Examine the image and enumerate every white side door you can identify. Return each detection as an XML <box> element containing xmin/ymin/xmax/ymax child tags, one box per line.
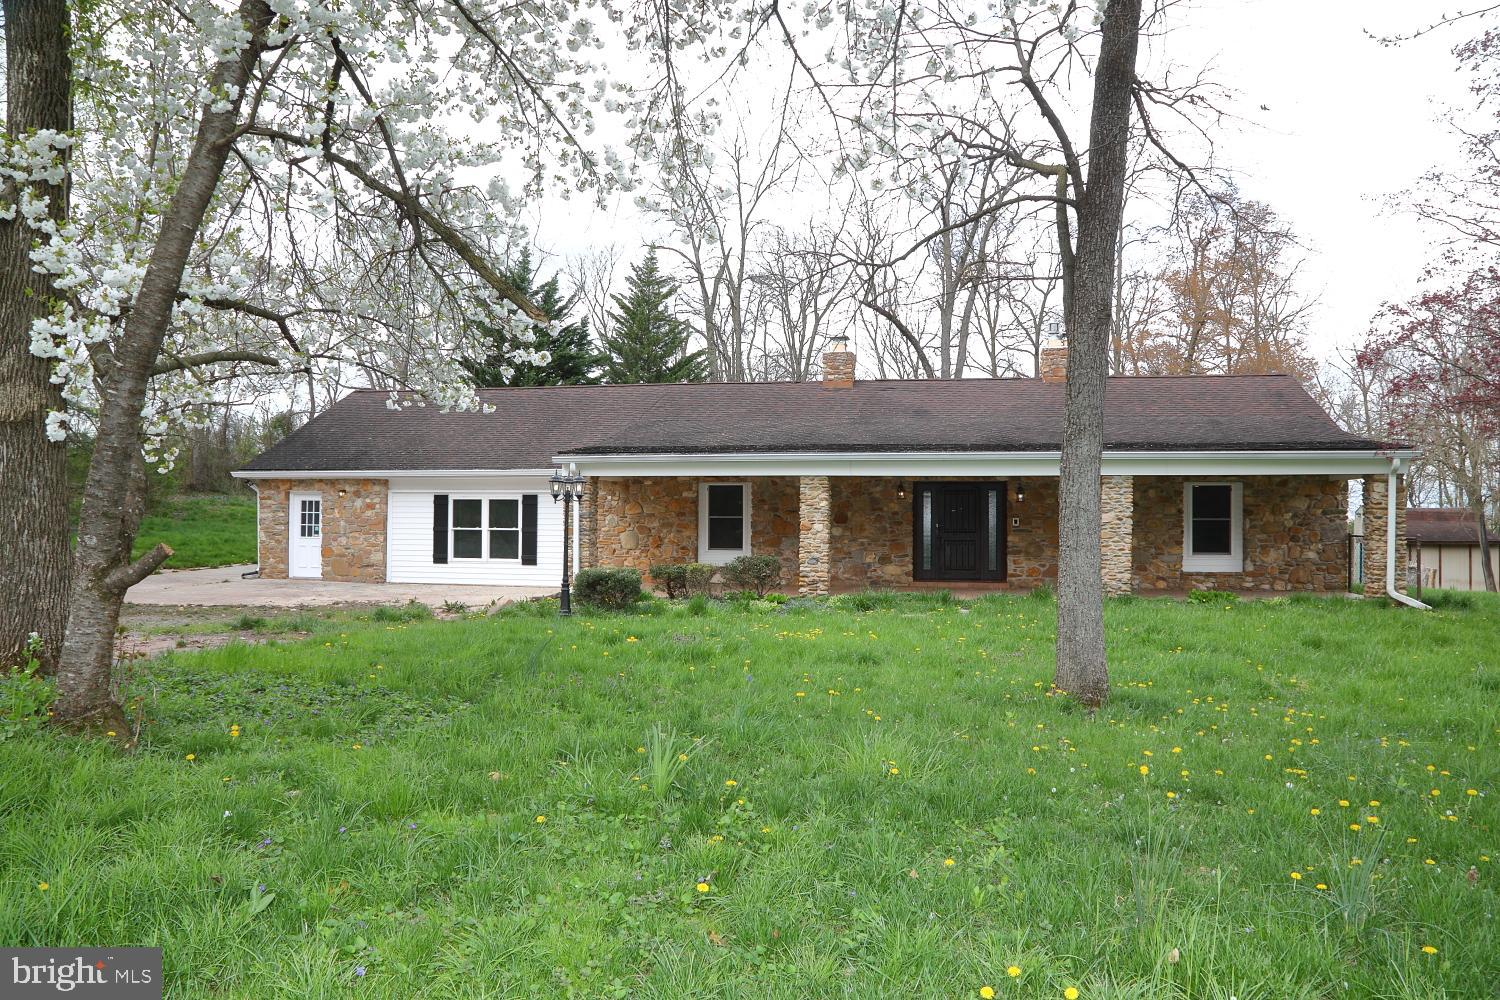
<box><xmin>288</xmin><ymin>492</ymin><xmax>323</xmax><ymax>579</ymax></box>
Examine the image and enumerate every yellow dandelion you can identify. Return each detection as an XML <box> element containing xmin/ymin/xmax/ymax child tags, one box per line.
<box><xmin>979</xmin><ymin>988</ymin><xmax>996</xmax><ymax>1000</ymax></box>
<box><xmin>535</xmin><ymin>815</ymin><xmax>546</xmax><ymax>824</ymax></box>
<box><xmin>1309</xmin><ymin>808</ymin><xmax>1321</xmax><ymax>816</ymax></box>
<box><xmin>944</xmin><ymin>858</ymin><xmax>956</xmax><ymax>867</ymax></box>
<box><xmin>1289</xmin><ymin>871</ymin><xmax>1302</xmax><ymax>880</ymax></box>
<box><xmin>185</xmin><ymin>753</ymin><xmax>195</xmax><ymax>761</ymax></box>
<box><xmin>1006</xmin><ymin>965</ymin><xmax>1022</xmax><ymax>978</ymax></box>
<box><xmin>1139</xmin><ymin>764</ymin><xmax>1149</xmax><ymax>776</ymax></box>
<box><xmin>1421</xmin><ymin>945</ymin><xmax>1438</xmax><ymax>955</ymax></box>
<box><xmin>695</xmin><ymin>882</ymin><xmax>710</xmax><ymax>893</ymax></box>
<box><xmin>1064</xmin><ymin>989</ymin><xmax>1080</xmax><ymax>1000</ymax></box>
<box><xmin>37</xmin><ymin>882</ymin><xmax>48</xmax><ymax>891</ymax></box>
<box><xmin>724</xmin><ymin>779</ymin><xmax>737</xmax><ymax>787</ymax></box>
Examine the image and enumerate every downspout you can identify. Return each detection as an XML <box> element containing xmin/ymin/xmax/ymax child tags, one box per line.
<box><xmin>1385</xmin><ymin>456</ymin><xmax>1429</xmax><ymax>610</ymax></box>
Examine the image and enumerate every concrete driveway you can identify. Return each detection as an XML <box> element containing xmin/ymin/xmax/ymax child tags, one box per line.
<box><xmin>126</xmin><ymin>565</ymin><xmax>554</xmax><ymax>609</ymax></box>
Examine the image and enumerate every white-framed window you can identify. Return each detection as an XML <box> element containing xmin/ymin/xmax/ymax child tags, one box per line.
<box><xmin>698</xmin><ymin>482</ymin><xmax>751</xmax><ymax>564</ymax></box>
<box><xmin>451</xmin><ymin>496</ymin><xmax>521</xmax><ymax>561</ymax></box>
<box><xmin>1182</xmin><ymin>481</ymin><xmax>1243</xmax><ymax>573</ymax></box>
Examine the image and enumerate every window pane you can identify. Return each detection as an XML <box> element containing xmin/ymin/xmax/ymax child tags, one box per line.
<box><xmin>1193</xmin><ymin>485</ymin><xmax>1231</xmax><ymax>519</ymax></box>
<box><xmin>707</xmin><ymin>485</ymin><xmax>742</xmax><ymax>517</ymax></box>
<box><xmin>453</xmin><ymin>528</ymin><xmax>483</xmax><ymax>559</ymax></box>
<box><xmin>708</xmin><ymin>517</ymin><xmax>742</xmax><ymax>550</ymax></box>
<box><xmin>987</xmin><ymin>489</ymin><xmax>998</xmax><ymax>571</ymax></box>
<box><xmin>1192</xmin><ymin>518</ymin><xmax>1232</xmax><ymax>555</ymax></box>
<box><xmin>490</xmin><ymin>529</ymin><xmax>519</xmax><ymax>559</ymax></box>
<box><xmin>490</xmin><ymin>498</ymin><xmax>518</xmax><ymax>529</ymax></box>
<box><xmin>453</xmin><ymin>499</ymin><xmax>482</xmax><ymax>529</ymax></box>
<box><xmin>921</xmin><ymin>491</ymin><xmax>933</xmax><ymax>571</ymax></box>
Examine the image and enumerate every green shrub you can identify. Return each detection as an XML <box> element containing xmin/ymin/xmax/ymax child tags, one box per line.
<box><xmin>1</xmin><ymin>635</ymin><xmax>55</xmax><ymax>743</ymax></box>
<box><xmin>763</xmin><ymin>592</ymin><xmax>789</xmax><ymax>605</ymax></box>
<box><xmin>721</xmin><ymin>554</ymin><xmax>781</xmax><ymax>597</ymax></box>
<box><xmin>574</xmin><ymin>568</ymin><xmax>643</xmax><ymax>611</ymax></box>
<box><xmin>685</xmin><ymin>594</ymin><xmax>710</xmax><ymax>616</ymax></box>
<box><xmin>649</xmin><ymin>563</ymin><xmax>689</xmax><ymax>599</ymax></box>
<box><xmin>683</xmin><ymin>563</ymin><xmax>716</xmax><ymax>598</ymax></box>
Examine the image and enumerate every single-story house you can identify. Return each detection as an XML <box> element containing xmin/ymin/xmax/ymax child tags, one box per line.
<box><xmin>1406</xmin><ymin>508</ymin><xmax>1499</xmax><ymax>592</ymax></box>
<box><xmin>233</xmin><ymin>341</ymin><xmax>1418</xmax><ymax>599</ymax></box>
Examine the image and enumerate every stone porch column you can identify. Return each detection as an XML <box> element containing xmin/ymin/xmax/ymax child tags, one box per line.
<box><xmin>578</xmin><ymin>478</ymin><xmax>599</xmax><ymax>571</ymax></box>
<box><xmin>798</xmin><ymin>475</ymin><xmax>831</xmax><ymax>596</ymax></box>
<box><xmin>1100</xmin><ymin>475</ymin><xmax>1134</xmax><ymax>596</ymax></box>
<box><xmin>1362</xmin><ymin>474</ymin><xmax>1407</xmax><ymax>596</ymax></box>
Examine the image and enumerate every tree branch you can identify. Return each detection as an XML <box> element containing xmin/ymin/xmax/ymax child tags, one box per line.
<box><xmin>104</xmin><ymin>543</ymin><xmax>173</xmax><ymax>592</ymax></box>
<box><xmin>150</xmin><ymin>349</ymin><xmax>281</xmax><ymax>376</ymax></box>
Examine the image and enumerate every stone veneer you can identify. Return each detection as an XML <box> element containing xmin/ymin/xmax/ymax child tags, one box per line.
<box><xmin>1100</xmin><ymin>476</ymin><xmax>1134</xmax><ymax>596</ymax></box>
<box><xmin>255</xmin><ymin>478</ymin><xmax>388</xmax><ymax>582</ymax></box>
<box><xmin>798</xmin><ymin>476</ymin><xmax>831</xmax><ymax>595</ymax></box>
<box><xmin>1361</xmin><ymin>474</ymin><xmax>1407</xmax><ymax>597</ymax></box>
<box><xmin>583</xmin><ymin>473</ymin><xmax>1353</xmax><ymax>594</ymax></box>
<box><xmin>828</xmin><ymin>476</ymin><xmax>1059</xmax><ymax>590</ymax></box>
<box><xmin>1132</xmin><ymin>475</ymin><xmax>1348</xmax><ymax>592</ymax></box>
<box><xmin>587</xmin><ymin>477</ymin><xmax>801</xmax><ymax>588</ymax></box>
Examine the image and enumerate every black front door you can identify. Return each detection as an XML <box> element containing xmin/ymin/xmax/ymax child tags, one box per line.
<box><xmin>913</xmin><ymin>482</ymin><xmax>1006</xmax><ymax>581</ymax></box>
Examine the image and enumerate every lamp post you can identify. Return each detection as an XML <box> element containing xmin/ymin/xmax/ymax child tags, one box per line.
<box><xmin>549</xmin><ymin>462</ymin><xmax>586</xmax><ymax>615</ymax></box>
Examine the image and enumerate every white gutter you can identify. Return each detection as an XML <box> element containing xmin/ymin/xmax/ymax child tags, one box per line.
<box><xmin>230</xmin><ymin>468</ymin><xmax>557</xmax><ymax>480</ymax></box>
<box><xmin>555</xmin><ymin>448</ymin><xmax>1420</xmax><ymax>478</ymax></box>
<box><xmin>1386</xmin><ymin>455</ymin><xmax>1430</xmax><ymax>610</ymax></box>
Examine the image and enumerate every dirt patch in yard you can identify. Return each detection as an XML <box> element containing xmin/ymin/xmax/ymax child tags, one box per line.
<box><xmin>116</xmin><ymin>601</ymin><xmax>474</xmax><ymax>660</ymax></box>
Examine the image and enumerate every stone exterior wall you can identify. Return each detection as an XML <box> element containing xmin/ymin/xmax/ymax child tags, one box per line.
<box><xmin>828</xmin><ymin>476</ymin><xmax>1058</xmax><ymax>590</ymax></box>
<box><xmin>585</xmin><ymin>472</ymin><xmax>1351</xmax><ymax>594</ymax></box>
<box><xmin>1100</xmin><ymin>476</ymin><xmax>1134</xmax><ymax>596</ymax></box>
<box><xmin>1362</xmin><ymin>474</ymin><xmax>1407</xmax><ymax>597</ymax></box>
<box><xmin>588</xmin><ymin>477</ymin><xmax>801</xmax><ymax>589</ymax></box>
<box><xmin>1133</xmin><ymin>475</ymin><xmax>1348</xmax><ymax>592</ymax></box>
<box><xmin>254</xmin><ymin>478</ymin><xmax>388</xmax><ymax>582</ymax></box>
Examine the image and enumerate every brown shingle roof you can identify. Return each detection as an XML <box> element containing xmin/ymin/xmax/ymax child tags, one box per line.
<box><xmin>240</xmin><ymin>374</ymin><xmax>1398</xmax><ymax>473</ymax></box>
<box><xmin>1406</xmin><ymin>508</ymin><xmax>1500</xmax><ymax>545</ymax></box>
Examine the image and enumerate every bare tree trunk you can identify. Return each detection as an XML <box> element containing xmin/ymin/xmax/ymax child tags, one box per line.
<box><xmin>0</xmin><ymin>0</ymin><xmax>72</xmax><ymax>671</ymax></box>
<box><xmin>1474</xmin><ymin>499</ymin><xmax>1497</xmax><ymax>593</ymax></box>
<box><xmin>53</xmin><ymin>0</ymin><xmax>273</xmax><ymax>731</ymax></box>
<box><xmin>1052</xmin><ymin>0</ymin><xmax>1142</xmax><ymax>707</ymax></box>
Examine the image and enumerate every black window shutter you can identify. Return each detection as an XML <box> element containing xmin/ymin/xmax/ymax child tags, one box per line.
<box><xmin>433</xmin><ymin>494</ymin><xmax>449</xmax><ymax>563</ymax></box>
<box><xmin>521</xmin><ymin>494</ymin><xmax>538</xmax><ymax>565</ymax></box>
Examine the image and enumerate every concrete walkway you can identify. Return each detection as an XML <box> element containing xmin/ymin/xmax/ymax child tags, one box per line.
<box><xmin>126</xmin><ymin>565</ymin><xmax>554</xmax><ymax>609</ymax></box>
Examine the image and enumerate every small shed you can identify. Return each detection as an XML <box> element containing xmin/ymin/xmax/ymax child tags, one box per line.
<box><xmin>1406</xmin><ymin>508</ymin><xmax>1499</xmax><ymax>592</ymax></box>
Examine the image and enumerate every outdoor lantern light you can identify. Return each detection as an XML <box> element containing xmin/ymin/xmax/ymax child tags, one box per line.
<box><xmin>897</xmin><ymin>480</ymin><xmax>906</xmax><ymax>499</ymax></box>
<box><xmin>549</xmin><ymin>462</ymin><xmax>587</xmax><ymax>616</ymax></box>
<box><xmin>1016</xmin><ymin>483</ymin><xmax>1025</xmax><ymax>504</ymax></box>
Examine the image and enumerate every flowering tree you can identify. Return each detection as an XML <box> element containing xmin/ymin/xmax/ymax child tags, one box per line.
<box><xmin>1359</xmin><ymin>265</ymin><xmax>1500</xmax><ymax>592</ymax></box>
<box><xmin>1</xmin><ymin>0</ymin><xmax>635</xmax><ymax>729</ymax></box>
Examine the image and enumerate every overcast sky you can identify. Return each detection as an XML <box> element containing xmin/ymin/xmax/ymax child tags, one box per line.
<box><xmin>528</xmin><ymin>0</ymin><xmax>1478</xmax><ymax>364</ymax></box>
<box><xmin>1167</xmin><ymin>0</ymin><xmax>1473</xmax><ymax>356</ymax></box>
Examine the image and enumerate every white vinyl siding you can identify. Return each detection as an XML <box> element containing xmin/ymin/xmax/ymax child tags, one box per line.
<box><xmin>386</xmin><ymin>476</ymin><xmax>572</xmax><ymax>585</ymax></box>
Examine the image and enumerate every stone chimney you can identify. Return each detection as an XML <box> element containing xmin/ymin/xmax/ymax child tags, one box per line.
<box><xmin>822</xmin><ymin>334</ymin><xmax>855</xmax><ymax>387</ymax></box>
<box><xmin>1038</xmin><ymin>320</ymin><xmax>1067</xmax><ymax>382</ymax></box>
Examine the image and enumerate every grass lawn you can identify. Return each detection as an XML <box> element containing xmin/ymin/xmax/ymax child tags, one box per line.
<box><xmin>3</xmin><ymin>591</ymin><xmax>1497</xmax><ymax>998</ymax></box>
<box><xmin>132</xmin><ymin>492</ymin><xmax>257</xmax><ymax>569</ymax></box>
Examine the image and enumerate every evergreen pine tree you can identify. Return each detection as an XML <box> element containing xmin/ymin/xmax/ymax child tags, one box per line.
<box><xmin>461</xmin><ymin>247</ymin><xmax>601</xmax><ymax>387</ymax></box>
<box><xmin>600</xmin><ymin>249</ymin><xmax>708</xmax><ymax>384</ymax></box>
